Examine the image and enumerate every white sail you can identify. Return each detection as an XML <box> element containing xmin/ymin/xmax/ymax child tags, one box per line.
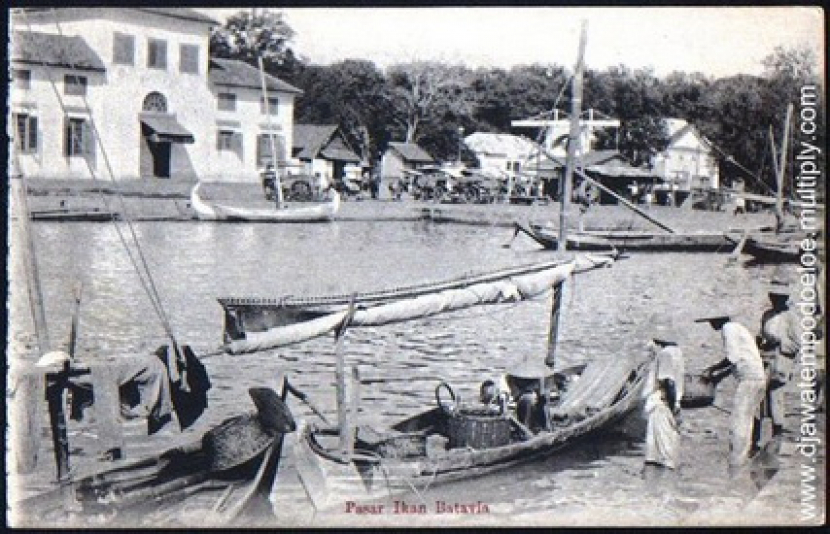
<box><xmin>226</xmin><ymin>255</ymin><xmax>612</xmax><ymax>355</ymax></box>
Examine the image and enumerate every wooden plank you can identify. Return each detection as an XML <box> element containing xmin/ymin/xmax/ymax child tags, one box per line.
<box><xmin>91</xmin><ymin>363</ymin><xmax>124</xmax><ymax>460</ymax></box>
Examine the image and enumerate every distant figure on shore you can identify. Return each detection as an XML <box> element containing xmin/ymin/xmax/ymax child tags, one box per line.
<box><xmin>733</xmin><ymin>194</ymin><xmax>746</xmax><ymax>216</ymax></box>
<box><xmin>699</xmin><ymin>313</ymin><xmax>766</xmax><ymax>469</ymax></box>
<box><xmin>642</xmin><ymin>316</ymin><xmax>684</xmax><ymax>475</ymax></box>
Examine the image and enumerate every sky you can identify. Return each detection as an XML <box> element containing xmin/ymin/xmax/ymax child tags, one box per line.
<box><xmin>204</xmin><ymin>7</ymin><xmax>824</xmax><ymax>78</ymax></box>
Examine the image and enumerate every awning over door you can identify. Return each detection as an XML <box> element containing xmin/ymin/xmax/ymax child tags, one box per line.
<box><xmin>141</xmin><ymin>115</ymin><xmax>195</xmax><ymax>144</ymax></box>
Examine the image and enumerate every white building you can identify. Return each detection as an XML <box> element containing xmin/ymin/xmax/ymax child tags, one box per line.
<box><xmin>9</xmin><ymin>8</ymin><xmax>301</xmax><ymax>182</ymax></box>
<box><xmin>651</xmin><ymin>118</ymin><xmax>720</xmax><ymax>191</ymax></box>
<box><xmin>463</xmin><ymin>132</ymin><xmax>539</xmax><ymax>178</ymax></box>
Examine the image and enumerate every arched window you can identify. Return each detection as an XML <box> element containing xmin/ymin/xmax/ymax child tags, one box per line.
<box><xmin>142</xmin><ymin>92</ymin><xmax>168</xmax><ymax>113</ymax></box>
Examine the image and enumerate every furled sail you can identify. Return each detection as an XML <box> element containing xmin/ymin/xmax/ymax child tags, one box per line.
<box><xmin>225</xmin><ymin>254</ymin><xmax>612</xmax><ymax>355</ymax></box>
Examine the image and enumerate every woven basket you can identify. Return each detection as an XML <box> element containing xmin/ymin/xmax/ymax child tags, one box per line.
<box><xmin>448</xmin><ymin>406</ymin><xmax>511</xmax><ymax>450</ymax></box>
<box><xmin>202</xmin><ymin>412</ymin><xmax>275</xmax><ymax>472</ymax></box>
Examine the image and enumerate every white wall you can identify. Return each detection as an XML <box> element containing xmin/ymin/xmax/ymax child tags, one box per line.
<box><xmin>12</xmin><ymin>8</ymin><xmax>296</xmax><ymax>184</ymax></box>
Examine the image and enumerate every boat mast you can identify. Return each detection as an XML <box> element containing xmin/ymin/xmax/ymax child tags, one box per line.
<box><xmin>253</xmin><ymin>8</ymin><xmax>285</xmax><ymax>208</ymax></box>
<box><xmin>774</xmin><ymin>103</ymin><xmax>793</xmax><ymax>232</ymax></box>
<box><xmin>10</xmin><ymin>167</ymin><xmax>51</xmax><ymax>353</ymax></box>
<box><xmin>558</xmin><ymin>20</ymin><xmax>588</xmax><ymax>253</ymax></box>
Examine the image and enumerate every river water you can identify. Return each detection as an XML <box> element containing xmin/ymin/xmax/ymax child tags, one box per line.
<box><xmin>8</xmin><ymin>215</ymin><xmax>817</xmax><ymax>526</ymax></box>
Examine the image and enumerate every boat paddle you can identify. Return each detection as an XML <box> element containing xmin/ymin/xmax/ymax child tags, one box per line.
<box><xmin>502</xmin><ymin>223</ymin><xmax>524</xmax><ymax>248</ymax></box>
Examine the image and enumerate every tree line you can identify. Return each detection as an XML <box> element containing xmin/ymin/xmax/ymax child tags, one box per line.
<box><xmin>211</xmin><ymin>10</ymin><xmax>824</xmax><ymax>195</ymax></box>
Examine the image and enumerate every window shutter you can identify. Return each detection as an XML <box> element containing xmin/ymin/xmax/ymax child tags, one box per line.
<box><xmin>64</xmin><ymin>119</ymin><xmax>71</xmax><ymax>157</ymax></box>
<box><xmin>233</xmin><ymin>133</ymin><xmax>243</xmax><ymax>158</ymax></box>
<box><xmin>29</xmin><ymin>116</ymin><xmax>38</xmax><ymax>152</ymax></box>
<box><xmin>83</xmin><ymin>121</ymin><xmax>96</xmax><ymax>167</ymax></box>
<box><xmin>216</xmin><ymin>131</ymin><xmax>222</xmax><ymax>151</ymax></box>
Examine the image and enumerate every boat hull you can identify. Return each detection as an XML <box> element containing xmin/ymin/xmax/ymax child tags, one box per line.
<box><xmin>190</xmin><ymin>183</ymin><xmax>340</xmax><ymax>222</ymax></box>
<box><xmin>291</xmin><ymin>357</ymin><xmax>648</xmax><ymax>510</ymax></box>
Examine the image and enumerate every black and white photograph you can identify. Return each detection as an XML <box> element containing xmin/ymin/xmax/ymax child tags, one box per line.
<box><xmin>5</xmin><ymin>4</ymin><xmax>826</xmax><ymax>528</ymax></box>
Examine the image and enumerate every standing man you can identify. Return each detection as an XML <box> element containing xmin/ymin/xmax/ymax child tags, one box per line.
<box><xmin>699</xmin><ymin>313</ymin><xmax>766</xmax><ymax>469</ymax></box>
<box><xmin>642</xmin><ymin>319</ymin><xmax>685</xmax><ymax>473</ymax></box>
<box><xmin>758</xmin><ymin>267</ymin><xmax>800</xmax><ymax>438</ymax></box>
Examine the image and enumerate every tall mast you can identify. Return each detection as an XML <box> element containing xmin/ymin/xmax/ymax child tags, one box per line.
<box><xmin>253</xmin><ymin>9</ymin><xmax>285</xmax><ymax>208</ymax></box>
<box><xmin>558</xmin><ymin>20</ymin><xmax>588</xmax><ymax>252</ymax></box>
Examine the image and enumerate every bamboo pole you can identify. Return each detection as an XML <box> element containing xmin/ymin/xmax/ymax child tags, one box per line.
<box><xmin>253</xmin><ymin>9</ymin><xmax>284</xmax><ymax>209</ymax></box>
<box><xmin>558</xmin><ymin>20</ymin><xmax>588</xmax><ymax>253</ymax></box>
<box><xmin>774</xmin><ymin>104</ymin><xmax>793</xmax><ymax>232</ymax></box>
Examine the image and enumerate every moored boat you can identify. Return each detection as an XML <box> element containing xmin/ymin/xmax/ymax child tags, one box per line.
<box><xmin>190</xmin><ymin>182</ymin><xmax>340</xmax><ymax>222</ymax></box>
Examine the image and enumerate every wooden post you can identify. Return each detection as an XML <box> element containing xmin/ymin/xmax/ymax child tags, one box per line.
<box><xmin>11</xmin><ymin>370</ymin><xmax>44</xmax><ymax>473</ymax></box>
<box><xmin>335</xmin><ymin>298</ymin><xmax>357</xmax><ymax>457</ymax></box>
<box><xmin>774</xmin><ymin>104</ymin><xmax>793</xmax><ymax>232</ymax></box>
<box><xmin>558</xmin><ymin>20</ymin><xmax>588</xmax><ymax>253</ymax></box>
<box><xmin>92</xmin><ymin>364</ymin><xmax>124</xmax><ymax>460</ymax></box>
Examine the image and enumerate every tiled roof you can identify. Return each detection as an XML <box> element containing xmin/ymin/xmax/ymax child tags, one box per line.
<box><xmin>208</xmin><ymin>58</ymin><xmax>303</xmax><ymax>94</ymax></box>
<box><xmin>11</xmin><ymin>30</ymin><xmax>105</xmax><ymax>72</ymax></box>
<box><xmin>135</xmin><ymin>8</ymin><xmax>219</xmax><ymax>25</ymax></box>
<box><xmin>580</xmin><ymin>149</ymin><xmax>628</xmax><ymax>167</ymax></box>
<box><xmin>293</xmin><ymin>124</ymin><xmax>360</xmax><ymax>162</ymax></box>
<box><xmin>293</xmin><ymin>124</ymin><xmax>337</xmax><ymax>159</ymax></box>
<box><xmin>388</xmin><ymin>142</ymin><xmax>434</xmax><ymax>163</ymax></box>
<box><xmin>20</xmin><ymin>7</ymin><xmax>218</xmax><ymax>25</ymax></box>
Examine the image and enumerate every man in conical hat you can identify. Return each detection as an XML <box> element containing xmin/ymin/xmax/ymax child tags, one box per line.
<box><xmin>699</xmin><ymin>312</ymin><xmax>766</xmax><ymax>469</ymax></box>
<box><xmin>758</xmin><ymin>266</ymin><xmax>800</xmax><ymax>438</ymax></box>
<box><xmin>642</xmin><ymin>315</ymin><xmax>684</xmax><ymax>473</ymax></box>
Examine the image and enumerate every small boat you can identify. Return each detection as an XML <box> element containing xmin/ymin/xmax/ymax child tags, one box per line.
<box><xmin>292</xmin><ymin>356</ymin><xmax>647</xmax><ymax>510</ymax></box>
<box><xmin>15</xmin><ymin>387</ymin><xmax>296</xmax><ymax>527</ymax></box>
<box><xmin>513</xmin><ymin>222</ymin><xmax>618</xmax><ymax>252</ymax></box>
<box><xmin>741</xmin><ymin>234</ymin><xmax>802</xmax><ymax>263</ymax></box>
<box><xmin>190</xmin><ymin>182</ymin><xmax>340</xmax><ymax>223</ymax></box>
<box><xmin>515</xmin><ymin>223</ymin><xmax>736</xmax><ymax>253</ymax></box>
<box><xmin>217</xmin><ymin>255</ymin><xmax>614</xmax><ymax>342</ymax></box>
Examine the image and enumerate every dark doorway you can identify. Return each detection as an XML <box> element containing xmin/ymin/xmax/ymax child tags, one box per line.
<box><xmin>148</xmin><ymin>140</ymin><xmax>171</xmax><ymax>178</ymax></box>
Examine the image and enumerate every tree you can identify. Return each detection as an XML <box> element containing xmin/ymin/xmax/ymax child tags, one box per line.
<box><xmin>209</xmin><ymin>10</ymin><xmax>299</xmax><ymax>77</ymax></box>
<box><xmin>293</xmin><ymin>60</ymin><xmax>393</xmax><ymax>162</ymax></box>
<box><xmin>386</xmin><ymin>61</ymin><xmax>473</xmax><ymax>143</ymax></box>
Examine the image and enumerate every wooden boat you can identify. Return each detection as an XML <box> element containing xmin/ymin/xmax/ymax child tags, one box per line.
<box><xmin>515</xmin><ymin>223</ymin><xmax>734</xmax><ymax>253</ymax></box>
<box><xmin>217</xmin><ymin>255</ymin><xmax>614</xmax><ymax>342</ymax></box>
<box><xmin>741</xmin><ymin>233</ymin><xmax>803</xmax><ymax>263</ymax></box>
<box><xmin>190</xmin><ymin>182</ymin><xmax>340</xmax><ymax>223</ymax></box>
<box><xmin>513</xmin><ymin>222</ymin><xmax>618</xmax><ymax>252</ymax></box>
<box><xmin>292</xmin><ymin>355</ymin><xmax>648</xmax><ymax>510</ymax></box>
<box><xmin>14</xmin><ymin>387</ymin><xmax>296</xmax><ymax>527</ymax></box>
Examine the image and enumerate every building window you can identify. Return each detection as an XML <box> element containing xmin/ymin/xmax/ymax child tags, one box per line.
<box><xmin>260</xmin><ymin>96</ymin><xmax>279</xmax><ymax>115</ymax></box>
<box><xmin>179</xmin><ymin>44</ymin><xmax>199</xmax><ymax>74</ymax></box>
<box><xmin>64</xmin><ymin>75</ymin><xmax>88</xmax><ymax>96</ymax></box>
<box><xmin>65</xmin><ymin>117</ymin><xmax>91</xmax><ymax>157</ymax></box>
<box><xmin>147</xmin><ymin>38</ymin><xmax>167</xmax><ymax>69</ymax></box>
<box><xmin>113</xmin><ymin>32</ymin><xmax>135</xmax><ymax>65</ymax></box>
<box><xmin>14</xmin><ymin>113</ymin><xmax>38</xmax><ymax>153</ymax></box>
<box><xmin>142</xmin><ymin>92</ymin><xmax>168</xmax><ymax>113</ymax></box>
<box><xmin>217</xmin><ymin>93</ymin><xmax>237</xmax><ymax>111</ymax></box>
<box><xmin>217</xmin><ymin>130</ymin><xmax>243</xmax><ymax>157</ymax></box>
<box><xmin>256</xmin><ymin>133</ymin><xmax>286</xmax><ymax>166</ymax></box>
<box><xmin>13</xmin><ymin>69</ymin><xmax>31</xmax><ymax>90</ymax></box>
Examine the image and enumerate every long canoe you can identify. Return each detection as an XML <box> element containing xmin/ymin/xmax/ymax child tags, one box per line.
<box><xmin>218</xmin><ymin>255</ymin><xmax>614</xmax><ymax>343</ymax></box>
<box><xmin>518</xmin><ymin>223</ymin><xmax>734</xmax><ymax>252</ymax></box>
<box><xmin>190</xmin><ymin>182</ymin><xmax>340</xmax><ymax>223</ymax></box>
<box><xmin>289</xmin><ymin>356</ymin><xmax>649</xmax><ymax>511</ymax></box>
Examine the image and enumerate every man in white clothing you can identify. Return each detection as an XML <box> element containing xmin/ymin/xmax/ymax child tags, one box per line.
<box><xmin>699</xmin><ymin>314</ymin><xmax>766</xmax><ymax>468</ymax></box>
